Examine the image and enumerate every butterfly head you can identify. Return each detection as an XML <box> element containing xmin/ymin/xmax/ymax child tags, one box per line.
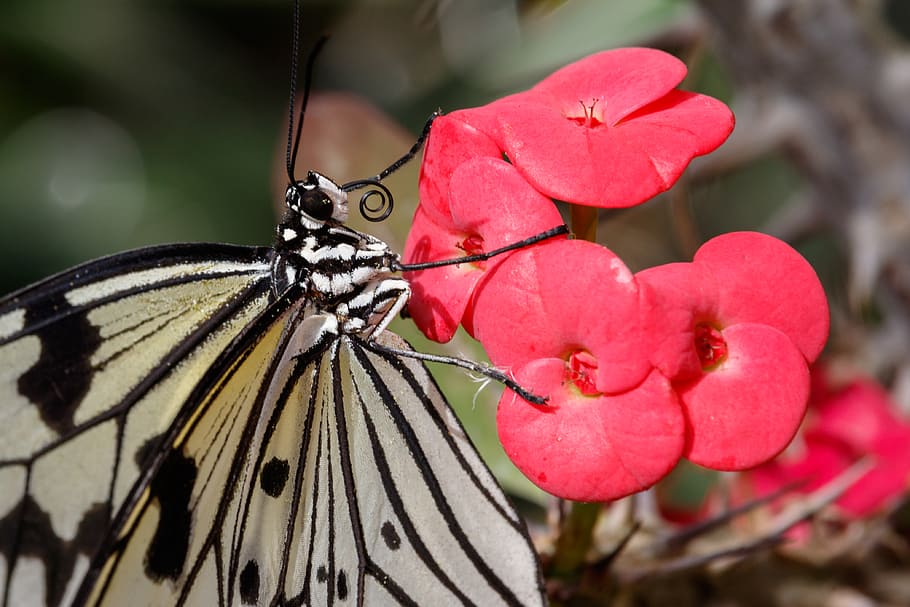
<box><xmin>286</xmin><ymin>171</ymin><xmax>349</xmax><ymax>226</ymax></box>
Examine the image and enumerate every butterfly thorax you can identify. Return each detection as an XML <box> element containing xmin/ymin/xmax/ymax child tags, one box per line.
<box><xmin>270</xmin><ymin>171</ymin><xmax>409</xmax><ymax>336</ymax></box>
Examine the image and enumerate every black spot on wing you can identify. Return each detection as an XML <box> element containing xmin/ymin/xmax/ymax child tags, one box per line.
<box><xmin>260</xmin><ymin>456</ymin><xmax>290</xmax><ymax>498</ymax></box>
<box><xmin>0</xmin><ymin>495</ymin><xmax>109</xmax><ymax>607</ymax></box>
<box><xmin>17</xmin><ymin>298</ymin><xmax>101</xmax><ymax>435</ymax></box>
<box><xmin>337</xmin><ymin>569</ymin><xmax>349</xmax><ymax>601</ymax></box>
<box><xmin>316</xmin><ymin>564</ymin><xmax>328</xmax><ymax>583</ymax></box>
<box><xmin>145</xmin><ymin>448</ymin><xmax>196</xmax><ymax>581</ymax></box>
<box><xmin>239</xmin><ymin>559</ymin><xmax>260</xmax><ymax>605</ymax></box>
<box><xmin>380</xmin><ymin>521</ymin><xmax>401</xmax><ymax>550</ymax></box>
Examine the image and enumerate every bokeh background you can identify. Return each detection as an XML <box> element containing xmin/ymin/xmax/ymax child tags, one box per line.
<box><xmin>5</xmin><ymin>1</ymin><xmax>910</xmax><ymax>603</ymax></box>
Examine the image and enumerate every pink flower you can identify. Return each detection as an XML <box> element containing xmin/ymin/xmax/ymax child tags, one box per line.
<box><xmin>462</xmin><ymin>232</ymin><xmax>828</xmax><ymax>501</ymax></box>
<box><xmin>403</xmin><ymin>157</ymin><xmax>565</xmax><ymax>342</ymax></box>
<box><xmin>637</xmin><ymin>232</ymin><xmax>829</xmax><ymax>470</ymax></box>
<box><xmin>472</xmin><ymin>239</ymin><xmax>653</xmax><ymax>394</ymax></box>
<box><xmin>498</xmin><ymin>367</ymin><xmax>685</xmax><ymax>502</ymax></box>
<box><xmin>458</xmin><ymin>48</ymin><xmax>734</xmax><ymax>208</ymax></box>
<box><xmin>472</xmin><ymin>240</ymin><xmax>684</xmax><ymax>501</ymax></box>
<box><xmin>747</xmin><ymin>367</ymin><xmax>910</xmax><ymax>518</ymax></box>
<box><xmin>417</xmin><ymin>112</ymin><xmax>502</xmax><ymax>226</ymax></box>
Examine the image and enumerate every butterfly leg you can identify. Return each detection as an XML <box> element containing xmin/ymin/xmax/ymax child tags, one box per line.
<box><xmin>336</xmin><ymin>277</ymin><xmax>410</xmax><ymax>338</ymax></box>
<box><xmin>368</xmin><ymin>279</ymin><xmax>410</xmax><ymax>337</ymax></box>
<box><xmin>363</xmin><ymin>340</ymin><xmax>549</xmax><ymax>405</ymax></box>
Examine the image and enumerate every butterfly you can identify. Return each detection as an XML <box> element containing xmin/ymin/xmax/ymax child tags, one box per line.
<box><xmin>0</xmin><ymin>17</ymin><xmax>555</xmax><ymax>607</ymax></box>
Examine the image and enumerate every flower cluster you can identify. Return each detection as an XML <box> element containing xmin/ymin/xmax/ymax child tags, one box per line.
<box><xmin>741</xmin><ymin>365</ymin><xmax>910</xmax><ymax>518</ymax></box>
<box><xmin>403</xmin><ymin>48</ymin><xmax>830</xmax><ymax>502</ymax></box>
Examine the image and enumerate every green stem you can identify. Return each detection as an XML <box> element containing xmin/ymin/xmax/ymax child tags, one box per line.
<box><xmin>549</xmin><ymin>501</ymin><xmax>602</xmax><ymax>578</ymax></box>
<box><xmin>570</xmin><ymin>204</ymin><xmax>598</xmax><ymax>243</ymax></box>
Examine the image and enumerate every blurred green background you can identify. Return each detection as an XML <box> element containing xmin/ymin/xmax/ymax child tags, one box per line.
<box><xmin>0</xmin><ymin>0</ymin><xmax>704</xmax><ymax>292</ymax></box>
<box><xmin>3</xmin><ymin>0</ymin><xmax>909</xmax><ymax>507</ymax></box>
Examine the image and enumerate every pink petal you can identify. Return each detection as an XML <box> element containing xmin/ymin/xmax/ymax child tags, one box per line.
<box><xmin>636</xmin><ymin>262</ymin><xmax>720</xmax><ymax>381</ymax></box>
<box><xmin>418</xmin><ymin>112</ymin><xmax>502</xmax><ymax>225</ymax></box>
<box><xmin>471</xmin><ymin>90</ymin><xmax>733</xmax><ymax>208</ymax></box>
<box><xmin>447</xmin><ymin>157</ymin><xmax>565</xmax><ymax>251</ymax></box>
<box><xmin>531</xmin><ymin>48</ymin><xmax>688</xmax><ymax>124</ymax></box>
<box><xmin>810</xmin><ymin>378</ymin><xmax>902</xmax><ymax>452</ymax></box>
<box><xmin>747</xmin><ymin>435</ymin><xmax>851</xmax><ymax>498</ymax></box>
<box><xmin>498</xmin><ymin>363</ymin><xmax>684</xmax><ymax>501</ymax></box>
<box><xmin>749</xmin><ymin>431</ymin><xmax>910</xmax><ymax>518</ymax></box>
<box><xmin>679</xmin><ymin>323</ymin><xmax>810</xmax><ymax>470</ymax></box>
<box><xmin>619</xmin><ymin>90</ymin><xmax>736</xmax><ymax>155</ymax></box>
<box><xmin>747</xmin><ymin>369</ymin><xmax>910</xmax><ymax>518</ymax></box>
<box><xmin>455</xmin><ymin>48</ymin><xmax>733</xmax><ymax>209</ymax></box>
<box><xmin>838</xmin><ymin>431</ymin><xmax>910</xmax><ymax>516</ymax></box>
<box><xmin>498</xmin><ymin>101</ymin><xmax>667</xmax><ymax>207</ymax></box>
<box><xmin>694</xmin><ymin>232</ymin><xmax>829</xmax><ymax>363</ymax></box>
<box><xmin>472</xmin><ymin>239</ymin><xmax>652</xmax><ymax>394</ymax></box>
<box><xmin>599</xmin><ymin>90</ymin><xmax>735</xmax><ymax>187</ymax></box>
<box><xmin>404</xmin><ymin>158</ymin><xmax>566</xmax><ymax>342</ymax></box>
<box><xmin>802</xmin><ymin>372</ymin><xmax>910</xmax><ymax>516</ymax></box>
<box><xmin>403</xmin><ymin>206</ymin><xmax>480</xmax><ymax>342</ymax></box>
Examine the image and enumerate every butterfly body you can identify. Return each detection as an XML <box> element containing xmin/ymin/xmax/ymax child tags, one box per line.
<box><xmin>271</xmin><ymin>172</ymin><xmax>406</xmax><ymax>336</ymax></box>
<box><xmin>0</xmin><ymin>170</ymin><xmax>547</xmax><ymax>606</ymax></box>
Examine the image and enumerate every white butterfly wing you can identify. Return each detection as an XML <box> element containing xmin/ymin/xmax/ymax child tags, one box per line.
<box><xmin>234</xmin><ymin>327</ymin><xmax>546</xmax><ymax>606</ymax></box>
<box><xmin>77</xmin><ymin>294</ymin><xmax>306</xmax><ymax>606</ymax></box>
<box><xmin>82</xmin><ymin>307</ymin><xmax>546</xmax><ymax>606</ymax></box>
<box><xmin>339</xmin><ymin>332</ymin><xmax>544</xmax><ymax>606</ymax></box>
<box><xmin>0</xmin><ymin>244</ymin><xmax>273</xmax><ymax>607</ymax></box>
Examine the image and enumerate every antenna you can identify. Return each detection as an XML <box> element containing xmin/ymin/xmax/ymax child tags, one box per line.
<box><xmin>281</xmin><ymin>1</ymin><xmax>436</xmax><ymax>224</ymax></box>
<box><xmin>285</xmin><ymin>0</ymin><xmax>328</xmax><ymax>185</ymax></box>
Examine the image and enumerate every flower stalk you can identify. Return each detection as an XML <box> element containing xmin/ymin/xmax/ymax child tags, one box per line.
<box><xmin>549</xmin><ymin>501</ymin><xmax>602</xmax><ymax>579</ymax></box>
<box><xmin>570</xmin><ymin>204</ymin><xmax>598</xmax><ymax>243</ymax></box>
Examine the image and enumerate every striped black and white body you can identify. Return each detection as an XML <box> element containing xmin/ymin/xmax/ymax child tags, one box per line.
<box><xmin>271</xmin><ymin>171</ymin><xmax>409</xmax><ymax>338</ymax></box>
<box><xmin>0</xmin><ymin>171</ymin><xmax>547</xmax><ymax>606</ymax></box>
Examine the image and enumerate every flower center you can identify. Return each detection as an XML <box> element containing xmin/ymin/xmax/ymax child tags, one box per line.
<box><xmin>459</xmin><ymin>234</ymin><xmax>484</xmax><ymax>256</ymax></box>
<box><xmin>566</xmin><ymin>350</ymin><xmax>601</xmax><ymax>396</ymax></box>
<box><xmin>566</xmin><ymin>99</ymin><xmax>605</xmax><ymax>128</ymax></box>
<box><xmin>457</xmin><ymin>234</ymin><xmax>486</xmax><ymax>268</ymax></box>
<box><xmin>694</xmin><ymin>322</ymin><xmax>728</xmax><ymax>370</ymax></box>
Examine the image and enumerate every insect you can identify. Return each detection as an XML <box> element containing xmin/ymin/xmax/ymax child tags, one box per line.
<box><xmin>0</xmin><ymin>12</ymin><xmax>563</xmax><ymax>607</ymax></box>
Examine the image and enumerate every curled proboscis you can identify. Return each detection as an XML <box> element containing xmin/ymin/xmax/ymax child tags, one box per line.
<box><xmin>342</xmin><ymin>178</ymin><xmax>394</xmax><ymax>222</ymax></box>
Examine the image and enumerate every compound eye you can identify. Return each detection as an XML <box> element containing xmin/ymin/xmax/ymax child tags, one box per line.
<box><xmin>300</xmin><ymin>188</ymin><xmax>334</xmax><ymax>221</ymax></box>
